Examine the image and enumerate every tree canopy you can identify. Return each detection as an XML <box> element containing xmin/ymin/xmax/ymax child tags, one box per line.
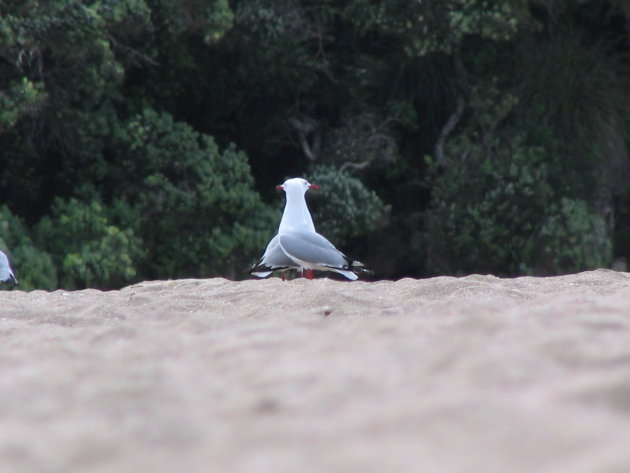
<box><xmin>1</xmin><ymin>0</ymin><xmax>629</xmax><ymax>289</ymax></box>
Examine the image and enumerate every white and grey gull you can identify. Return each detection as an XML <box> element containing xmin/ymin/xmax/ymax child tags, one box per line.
<box><xmin>0</xmin><ymin>249</ymin><xmax>18</xmax><ymax>285</ymax></box>
<box><xmin>251</xmin><ymin>177</ymin><xmax>367</xmax><ymax>280</ymax></box>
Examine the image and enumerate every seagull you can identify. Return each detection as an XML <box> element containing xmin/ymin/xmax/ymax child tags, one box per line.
<box><xmin>0</xmin><ymin>249</ymin><xmax>18</xmax><ymax>285</ymax></box>
<box><xmin>251</xmin><ymin>177</ymin><xmax>367</xmax><ymax>280</ymax></box>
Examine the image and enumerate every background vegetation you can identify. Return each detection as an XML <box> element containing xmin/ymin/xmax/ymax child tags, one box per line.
<box><xmin>1</xmin><ymin>0</ymin><xmax>629</xmax><ymax>289</ymax></box>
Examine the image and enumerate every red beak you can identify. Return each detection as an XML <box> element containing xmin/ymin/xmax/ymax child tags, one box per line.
<box><xmin>275</xmin><ymin>185</ymin><xmax>283</xmax><ymax>191</ymax></box>
<box><xmin>309</xmin><ymin>184</ymin><xmax>320</xmax><ymax>190</ymax></box>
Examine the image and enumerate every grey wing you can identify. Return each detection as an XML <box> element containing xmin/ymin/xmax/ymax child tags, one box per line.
<box><xmin>262</xmin><ymin>235</ymin><xmax>297</xmax><ymax>268</ymax></box>
<box><xmin>0</xmin><ymin>250</ymin><xmax>16</xmax><ymax>284</ymax></box>
<box><xmin>278</xmin><ymin>231</ymin><xmax>350</xmax><ymax>269</ymax></box>
<box><xmin>250</xmin><ymin>235</ymin><xmax>297</xmax><ymax>277</ymax></box>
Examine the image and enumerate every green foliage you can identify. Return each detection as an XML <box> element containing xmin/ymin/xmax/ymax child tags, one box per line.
<box><xmin>305</xmin><ymin>166</ymin><xmax>390</xmax><ymax>247</ymax></box>
<box><xmin>0</xmin><ymin>78</ymin><xmax>46</xmax><ymax>131</ymax></box>
<box><xmin>323</xmin><ymin>112</ymin><xmax>402</xmax><ymax>169</ymax></box>
<box><xmin>425</xmin><ymin>135</ymin><xmax>551</xmax><ymax>275</ymax></box>
<box><xmin>341</xmin><ymin>0</ymin><xmax>532</xmax><ymax>56</ymax></box>
<box><xmin>535</xmin><ymin>198</ymin><xmax>612</xmax><ymax>275</ymax></box>
<box><xmin>0</xmin><ymin>0</ymin><xmax>628</xmax><ymax>285</ymax></box>
<box><xmin>425</xmin><ymin>87</ymin><xmax>613</xmax><ymax>276</ymax></box>
<box><xmin>515</xmin><ymin>30</ymin><xmax>630</xmax><ymax>194</ymax></box>
<box><xmin>110</xmin><ymin>109</ymin><xmax>276</xmax><ymax>279</ymax></box>
<box><xmin>0</xmin><ymin>0</ymin><xmax>150</xmax><ymax>211</ymax></box>
<box><xmin>0</xmin><ymin>206</ymin><xmax>56</xmax><ymax>291</ymax></box>
<box><xmin>35</xmin><ymin>198</ymin><xmax>140</xmax><ymax>290</ymax></box>
<box><xmin>149</xmin><ymin>0</ymin><xmax>233</xmax><ymax>43</ymax></box>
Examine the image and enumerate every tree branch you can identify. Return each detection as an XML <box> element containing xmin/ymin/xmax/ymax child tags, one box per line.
<box><xmin>339</xmin><ymin>161</ymin><xmax>371</xmax><ymax>173</ymax></box>
<box><xmin>434</xmin><ymin>95</ymin><xmax>465</xmax><ymax>167</ymax></box>
<box><xmin>290</xmin><ymin>116</ymin><xmax>320</xmax><ymax>161</ymax></box>
<box><xmin>107</xmin><ymin>34</ymin><xmax>158</xmax><ymax>66</ymax></box>
<box><xmin>434</xmin><ymin>44</ymin><xmax>468</xmax><ymax>167</ymax></box>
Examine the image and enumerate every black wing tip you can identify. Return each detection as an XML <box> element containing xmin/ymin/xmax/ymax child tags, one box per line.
<box><xmin>249</xmin><ymin>264</ymin><xmax>290</xmax><ymax>275</ymax></box>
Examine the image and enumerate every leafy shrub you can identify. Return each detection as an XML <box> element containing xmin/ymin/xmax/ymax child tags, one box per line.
<box><xmin>35</xmin><ymin>198</ymin><xmax>140</xmax><ymax>289</ymax></box>
<box><xmin>425</xmin><ymin>132</ymin><xmax>612</xmax><ymax>276</ymax></box>
<box><xmin>534</xmin><ymin>198</ymin><xmax>612</xmax><ymax>275</ymax></box>
<box><xmin>109</xmin><ymin>109</ymin><xmax>276</xmax><ymax>279</ymax></box>
<box><xmin>425</xmin><ymin>133</ymin><xmax>548</xmax><ymax>275</ymax></box>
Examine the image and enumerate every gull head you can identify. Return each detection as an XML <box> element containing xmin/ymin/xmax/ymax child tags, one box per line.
<box><xmin>276</xmin><ymin>178</ymin><xmax>319</xmax><ymax>196</ymax></box>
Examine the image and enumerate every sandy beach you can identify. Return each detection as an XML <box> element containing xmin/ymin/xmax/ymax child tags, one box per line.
<box><xmin>1</xmin><ymin>269</ymin><xmax>630</xmax><ymax>473</ymax></box>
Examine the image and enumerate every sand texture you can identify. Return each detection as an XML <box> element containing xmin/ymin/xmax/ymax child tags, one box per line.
<box><xmin>2</xmin><ymin>269</ymin><xmax>630</xmax><ymax>473</ymax></box>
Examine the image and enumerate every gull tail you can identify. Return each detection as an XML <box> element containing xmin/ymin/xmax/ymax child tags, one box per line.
<box><xmin>349</xmin><ymin>259</ymin><xmax>371</xmax><ymax>274</ymax></box>
<box><xmin>324</xmin><ymin>258</ymin><xmax>372</xmax><ymax>281</ymax></box>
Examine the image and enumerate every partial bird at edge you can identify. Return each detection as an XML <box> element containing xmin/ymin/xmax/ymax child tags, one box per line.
<box><xmin>0</xmin><ymin>249</ymin><xmax>19</xmax><ymax>286</ymax></box>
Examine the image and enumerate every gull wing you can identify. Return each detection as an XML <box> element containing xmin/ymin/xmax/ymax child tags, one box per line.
<box><xmin>0</xmin><ymin>250</ymin><xmax>18</xmax><ymax>285</ymax></box>
<box><xmin>250</xmin><ymin>235</ymin><xmax>298</xmax><ymax>277</ymax></box>
<box><xmin>278</xmin><ymin>231</ymin><xmax>359</xmax><ymax>280</ymax></box>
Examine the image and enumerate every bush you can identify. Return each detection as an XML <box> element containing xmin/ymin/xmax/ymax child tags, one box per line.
<box><xmin>35</xmin><ymin>198</ymin><xmax>140</xmax><ymax>289</ymax></box>
<box><xmin>424</xmin><ymin>132</ymin><xmax>612</xmax><ymax>276</ymax></box>
<box><xmin>109</xmin><ymin>109</ymin><xmax>276</xmax><ymax>279</ymax></box>
<box><xmin>534</xmin><ymin>198</ymin><xmax>612</xmax><ymax>275</ymax></box>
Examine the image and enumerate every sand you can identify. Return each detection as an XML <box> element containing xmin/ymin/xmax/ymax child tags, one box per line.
<box><xmin>1</xmin><ymin>269</ymin><xmax>630</xmax><ymax>473</ymax></box>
